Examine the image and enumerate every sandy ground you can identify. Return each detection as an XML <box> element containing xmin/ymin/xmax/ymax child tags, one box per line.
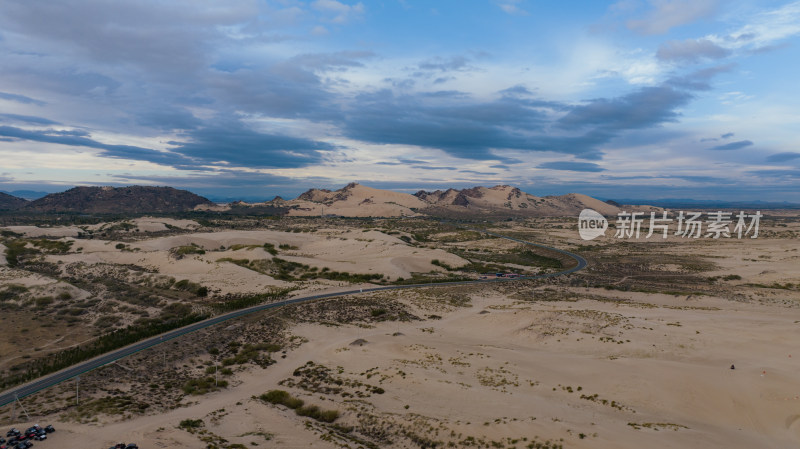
<box><xmin>4</xmin><ymin>218</ymin><xmax>199</xmax><ymax>238</ymax></box>
<box><xmin>6</xmin><ymin>286</ymin><xmax>799</xmax><ymax>449</ymax></box>
<box><xmin>41</xmin><ymin>229</ymin><xmax>466</xmax><ymax>295</ymax></box>
<box><xmin>2</xmin><ymin>217</ymin><xmax>798</xmax><ymax>448</ymax></box>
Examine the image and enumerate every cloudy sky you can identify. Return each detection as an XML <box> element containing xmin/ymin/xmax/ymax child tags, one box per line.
<box><xmin>0</xmin><ymin>0</ymin><xmax>798</xmax><ymax>202</ymax></box>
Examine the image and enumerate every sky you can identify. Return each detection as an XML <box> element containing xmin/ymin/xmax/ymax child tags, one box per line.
<box><xmin>0</xmin><ymin>0</ymin><xmax>799</xmax><ymax>202</ymax></box>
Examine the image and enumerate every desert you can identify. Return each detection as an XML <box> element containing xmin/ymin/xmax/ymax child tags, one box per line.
<box><xmin>2</xmin><ymin>2</ymin><xmax>800</xmax><ymax>447</ymax></box>
<box><xmin>1</xmin><ymin>189</ymin><xmax>798</xmax><ymax>448</ymax></box>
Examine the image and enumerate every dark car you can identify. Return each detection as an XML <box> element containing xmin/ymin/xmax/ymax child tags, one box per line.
<box><xmin>126</xmin><ymin>445</ymin><xmax>138</xmax><ymax>449</ymax></box>
<box><xmin>5</xmin><ymin>430</ymin><xmax>19</xmax><ymax>438</ymax></box>
<box><xmin>43</xmin><ymin>426</ymin><xmax>54</xmax><ymax>434</ymax></box>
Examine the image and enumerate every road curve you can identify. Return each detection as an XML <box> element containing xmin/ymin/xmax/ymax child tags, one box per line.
<box><xmin>0</xmin><ymin>228</ymin><xmax>587</xmax><ymax>408</ymax></box>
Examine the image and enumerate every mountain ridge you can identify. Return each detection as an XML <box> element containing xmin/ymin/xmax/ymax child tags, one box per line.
<box><xmin>232</xmin><ymin>183</ymin><xmax>659</xmax><ymax>217</ymax></box>
<box><xmin>23</xmin><ymin>186</ymin><xmax>214</xmax><ymax>214</ymax></box>
<box><xmin>0</xmin><ymin>192</ymin><xmax>28</xmax><ymax>210</ymax></box>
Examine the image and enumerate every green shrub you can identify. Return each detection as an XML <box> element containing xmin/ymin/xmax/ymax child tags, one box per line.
<box><xmin>182</xmin><ymin>377</ymin><xmax>228</xmax><ymax>395</ymax></box>
<box><xmin>35</xmin><ymin>296</ymin><xmax>54</xmax><ymax>308</ymax></box>
<box><xmin>179</xmin><ymin>418</ymin><xmax>205</xmax><ymax>429</ymax></box>
<box><xmin>0</xmin><ymin>284</ymin><xmax>29</xmax><ymax>301</ymax></box>
<box><xmin>296</xmin><ymin>405</ymin><xmax>339</xmax><ymax>423</ymax></box>
<box><xmin>171</xmin><ymin>245</ymin><xmax>205</xmax><ymax>258</ymax></box>
<box><xmin>260</xmin><ymin>389</ymin><xmax>304</xmax><ymax>409</ymax></box>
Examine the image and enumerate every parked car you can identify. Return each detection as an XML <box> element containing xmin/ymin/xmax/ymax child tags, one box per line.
<box><xmin>43</xmin><ymin>426</ymin><xmax>55</xmax><ymax>434</ymax></box>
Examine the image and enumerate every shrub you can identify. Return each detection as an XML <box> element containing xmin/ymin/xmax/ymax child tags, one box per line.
<box><xmin>171</xmin><ymin>245</ymin><xmax>205</xmax><ymax>258</ymax></box>
<box><xmin>179</xmin><ymin>419</ymin><xmax>205</xmax><ymax>429</ymax></box>
<box><xmin>260</xmin><ymin>389</ymin><xmax>304</xmax><ymax>409</ymax></box>
<box><xmin>296</xmin><ymin>405</ymin><xmax>340</xmax><ymax>423</ymax></box>
<box><xmin>35</xmin><ymin>296</ymin><xmax>54</xmax><ymax>308</ymax></box>
<box><xmin>0</xmin><ymin>284</ymin><xmax>29</xmax><ymax>301</ymax></box>
<box><xmin>182</xmin><ymin>377</ymin><xmax>228</xmax><ymax>395</ymax></box>
<box><xmin>296</xmin><ymin>404</ymin><xmax>321</xmax><ymax>418</ymax></box>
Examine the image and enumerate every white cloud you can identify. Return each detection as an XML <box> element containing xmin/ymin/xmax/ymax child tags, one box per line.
<box><xmin>627</xmin><ymin>0</ymin><xmax>718</xmax><ymax>35</ymax></box>
<box><xmin>311</xmin><ymin>25</ymin><xmax>329</xmax><ymax>36</ymax></box>
<box><xmin>657</xmin><ymin>38</ymin><xmax>730</xmax><ymax>64</ymax></box>
<box><xmin>496</xmin><ymin>0</ymin><xmax>528</xmax><ymax>16</ymax></box>
<box><xmin>714</xmin><ymin>1</ymin><xmax>800</xmax><ymax>49</ymax></box>
<box><xmin>311</xmin><ymin>0</ymin><xmax>365</xmax><ymax>24</ymax></box>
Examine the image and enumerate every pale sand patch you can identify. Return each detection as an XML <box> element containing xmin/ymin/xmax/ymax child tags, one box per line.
<box><xmin>10</xmin><ymin>288</ymin><xmax>798</xmax><ymax>449</ymax></box>
<box><xmin>129</xmin><ymin>217</ymin><xmax>200</xmax><ymax>232</ymax></box>
<box><xmin>2</xmin><ymin>225</ymin><xmax>83</xmax><ymax>238</ymax></box>
<box><xmin>35</xmin><ymin>229</ymin><xmax>466</xmax><ymax>295</ymax></box>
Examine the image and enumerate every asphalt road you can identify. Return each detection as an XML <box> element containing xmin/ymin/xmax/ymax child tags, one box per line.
<box><xmin>0</xmin><ymin>228</ymin><xmax>587</xmax><ymax>408</ymax></box>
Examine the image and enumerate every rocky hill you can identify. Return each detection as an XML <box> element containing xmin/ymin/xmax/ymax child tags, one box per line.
<box><xmin>288</xmin><ymin>183</ymin><xmax>428</xmax><ymax>217</ymax></box>
<box><xmin>0</xmin><ymin>192</ymin><xmax>28</xmax><ymax>210</ymax></box>
<box><xmin>24</xmin><ymin>186</ymin><xmax>214</xmax><ymax>214</ymax></box>
<box><xmin>255</xmin><ymin>183</ymin><xmax>656</xmax><ymax>218</ymax></box>
<box><xmin>414</xmin><ymin>185</ymin><xmax>628</xmax><ymax>217</ymax></box>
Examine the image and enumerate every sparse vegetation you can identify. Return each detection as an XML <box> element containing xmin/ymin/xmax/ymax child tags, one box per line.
<box><xmin>170</xmin><ymin>244</ymin><xmax>206</xmax><ymax>258</ymax></box>
<box><xmin>258</xmin><ymin>389</ymin><xmax>339</xmax><ymax>422</ymax></box>
<box><xmin>182</xmin><ymin>376</ymin><xmax>229</xmax><ymax>395</ymax></box>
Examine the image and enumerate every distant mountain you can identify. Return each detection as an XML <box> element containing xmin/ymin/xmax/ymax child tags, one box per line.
<box><xmin>24</xmin><ymin>186</ymin><xmax>214</xmax><ymax>213</ymax></box>
<box><xmin>243</xmin><ymin>183</ymin><xmax>658</xmax><ymax>218</ymax></box>
<box><xmin>414</xmin><ymin>185</ymin><xmax>656</xmax><ymax>217</ymax></box>
<box><xmin>0</xmin><ymin>192</ymin><xmax>28</xmax><ymax>210</ymax></box>
<box><xmin>0</xmin><ymin>190</ymin><xmax>51</xmax><ymax>200</ymax></box>
<box><xmin>290</xmin><ymin>182</ymin><xmax>427</xmax><ymax>217</ymax></box>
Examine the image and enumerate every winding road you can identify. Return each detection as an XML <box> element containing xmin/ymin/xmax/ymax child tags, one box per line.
<box><xmin>0</xmin><ymin>228</ymin><xmax>587</xmax><ymax>408</ymax></box>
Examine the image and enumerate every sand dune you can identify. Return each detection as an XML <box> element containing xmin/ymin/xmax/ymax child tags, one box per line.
<box><xmin>221</xmin><ymin>183</ymin><xmax>659</xmax><ymax>218</ymax></box>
